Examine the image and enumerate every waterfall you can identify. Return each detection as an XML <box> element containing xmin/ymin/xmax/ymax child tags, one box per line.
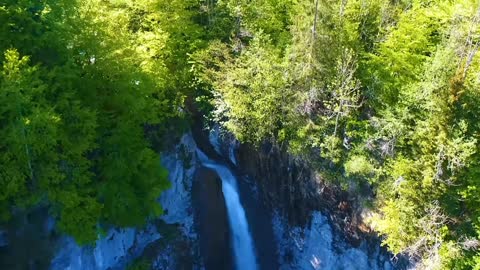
<box><xmin>197</xmin><ymin>150</ymin><xmax>258</xmax><ymax>270</ymax></box>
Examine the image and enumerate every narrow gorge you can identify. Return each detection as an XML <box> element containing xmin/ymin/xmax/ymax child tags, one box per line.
<box><xmin>1</xmin><ymin>1</ymin><xmax>479</xmax><ymax>269</ymax></box>
<box><xmin>0</xmin><ymin>126</ymin><xmax>404</xmax><ymax>270</ymax></box>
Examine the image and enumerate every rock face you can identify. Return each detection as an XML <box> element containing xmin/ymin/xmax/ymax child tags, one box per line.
<box><xmin>1</xmin><ymin>126</ymin><xmax>407</xmax><ymax>270</ymax></box>
<box><xmin>50</xmin><ymin>225</ymin><xmax>161</xmax><ymax>270</ymax></box>
<box><xmin>192</xmin><ymin>167</ymin><xmax>233</xmax><ymax>270</ymax></box>
<box><xmin>236</xmin><ymin>141</ymin><xmax>386</xmax><ymax>245</ymax></box>
<box><xmin>50</xmin><ymin>133</ymin><xmax>202</xmax><ymax>270</ymax></box>
<box><xmin>158</xmin><ymin>134</ymin><xmax>198</xmax><ymax>240</ymax></box>
<box><xmin>0</xmin><ymin>208</ymin><xmax>57</xmax><ymax>270</ymax></box>
<box><xmin>273</xmin><ymin>211</ymin><xmax>394</xmax><ymax>270</ymax></box>
<box><xmin>195</xmin><ymin>124</ymin><xmax>279</xmax><ymax>270</ymax></box>
<box><xmin>236</xmin><ymin>142</ymin><xmax>344</xmax><ymax>230</ymax></box>
<box><xmin>210</xmin><ymin>128</ymin><xmax>407</xmax><ymax>270</ymax></box>
<box><xmin>0</xmin><ymin>230</ymin><xmax>7</xmax><ymax>247</ymax></box>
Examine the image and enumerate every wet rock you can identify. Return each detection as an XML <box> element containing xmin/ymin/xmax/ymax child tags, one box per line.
<box><xmin>0</xmin><ymin>230</ymin><xmax>7</xmax><ymax>247</ymax></box>
<box><xmin>237</xmin><ymin>142</ymin><xmax>324</xmax><ymax>227</ymax></box>
<box><xmin>0</xmin><ymin>207</ymin><xmax>57</xmax><ymax>270</ymax></box>
<box><xmin>274</xmin><ymin>211</ymin><xmax>396</xmax><ymax>270</ymax></box>
<box><xmin>159</xmin><ymin>133</ymin><xmax>197</xmax><ymax>238</ymax></box>
<box><xmin>192</xmin><ymin>167</ymin><xmax>233</xmax><ymax>270</ymax></box>
<box><xmin>206</xmin><ymin>126</ymin><xmax>280</xmax><ymax>269</ymax></box>
<box><xmin>235</xmin><ymin>141</ymin><xmax>406</xmax><ymax>269</ymax></box>
<box><xmin>50</xmin><ymin>133</ymin><xmax>201</xmax><ymax>270</ymax></box>
<box><xmin>51</xmin><ymin>225</ymin><xmax>161</xmax><ymax>270</ymax></box>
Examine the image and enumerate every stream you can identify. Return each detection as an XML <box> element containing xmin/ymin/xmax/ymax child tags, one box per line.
<box><xmin>197</xmin><ymin>149</ymin><xmax>258</xmax><ymax>270</ymax></box>
<box><xmin>0</xmin><ymin>131</ymin><xmax>402</xmax><ymax>270</ymax></box>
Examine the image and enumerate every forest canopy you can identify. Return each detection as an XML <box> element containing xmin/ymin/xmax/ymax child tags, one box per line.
<box><xmin>0</xmin><ymin>0</ymin><xmax>185</xmax><ymax>244</ymax></box>
<box><xmin>193</xmin><ymin>0</ymin><xmax>480</xmax><ymax>268</ymax></box>
<box><xmin>1</xmin><ymin>0</ymin><xmax>479</xmax><ymax>269</ymax></box>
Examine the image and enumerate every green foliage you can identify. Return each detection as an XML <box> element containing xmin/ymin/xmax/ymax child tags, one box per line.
<box><xmin>344</xmin><ymin>155</ymin><xmax>375</xmax><ymax>178</ymax></box>
<box><xmin>222</xmin><ymin>0</ymin><xmax>294</xmax><ymax>48</ymax></box>
<box><xmin>127</xmin><ymin>258</ymin><xmax>151</xmax><ymax>270</ymax></box>
<box><xmin>363</xmin><ymin>1</ymin><xmax>451</xmax><ymax>107</ymax></box>
<box><xmin>1</xmin><ymin>0</ymin><xmax>480</xmax><ymax>267</ymax></box>
<box><xmin>195</xmin><ymin>0</ymin><xmax>480</xmax><ymax>267</ymax></box>
<box><xmin>0</xmin><ymin>49</ymin><xmax>52</xmax><ymax>220</ymax></box>
<box><xmin>0</xmin><ymin>0</ymin><xmax>191</xmax><ymax>244</ymax></box>
<box><xmin>201</xmin><ymin>34</ymin><xmax>295</xmax><ymax>143</ymax></box>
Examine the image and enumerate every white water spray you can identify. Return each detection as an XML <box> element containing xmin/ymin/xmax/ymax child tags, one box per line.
<box><xmin>197</xmin><ymin>150</ymin><xmax>258</xmax><ymax>270</ymax></box>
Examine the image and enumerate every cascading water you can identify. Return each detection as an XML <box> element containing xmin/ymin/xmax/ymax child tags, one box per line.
<box><xmin>197</xmin><ymin>150</ymin><xmax>258</xmax><ymax>270</ymax></box>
